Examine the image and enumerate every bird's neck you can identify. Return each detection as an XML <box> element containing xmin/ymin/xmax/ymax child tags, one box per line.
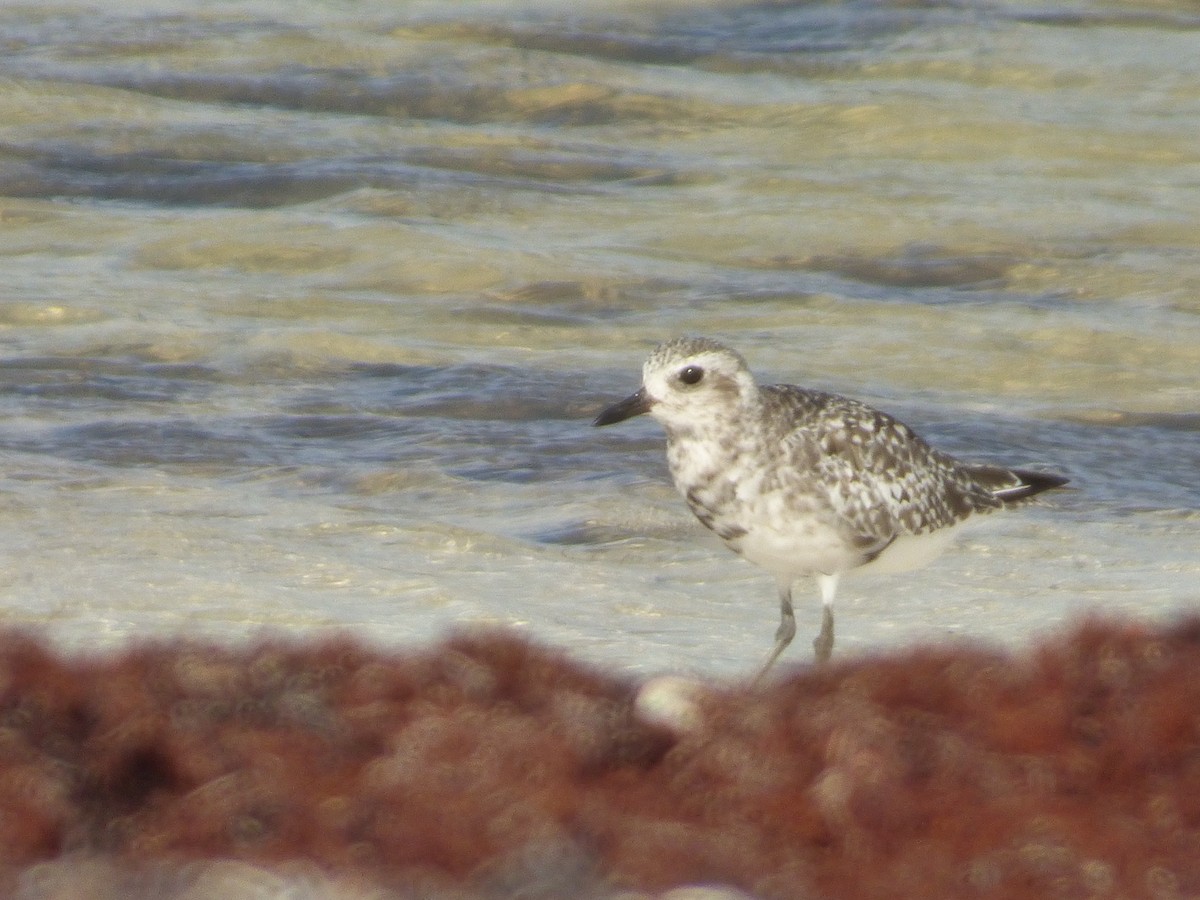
<box><xmin>662</xmin><ymin>400</ymin><xmax>763</xmax><ymax>485</ymax></box>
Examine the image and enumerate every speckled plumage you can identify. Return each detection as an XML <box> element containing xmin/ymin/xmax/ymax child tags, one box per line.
<box><xmin>593</xmin><ymin>336</ymin><xmax>1068</xmax><ymax>677</ymax></box>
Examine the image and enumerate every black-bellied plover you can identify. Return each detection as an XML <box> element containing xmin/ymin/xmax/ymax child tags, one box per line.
<box><xmin>593</xmin><ymin>337</ymin><xmax>1068</xmax><ymax>678</ymax></box>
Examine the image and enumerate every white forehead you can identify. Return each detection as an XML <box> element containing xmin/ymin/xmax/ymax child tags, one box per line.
<box><xmin>638</xmin><ymin>339</ymin><xmax>757</xmax><ymax>427</ymax></box>
<box><xmin>642</xmin><ymin>337</ymin><xmax>747</xmax><ymax>382</ymax></box>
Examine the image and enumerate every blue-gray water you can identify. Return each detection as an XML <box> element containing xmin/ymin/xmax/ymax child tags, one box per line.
<box><xmin>1</xmin><ymin>0</ymin><xmax>1197</xmax><ymax>677</ymax></box>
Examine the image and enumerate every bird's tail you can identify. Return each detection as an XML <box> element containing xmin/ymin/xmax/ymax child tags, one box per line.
<box><xmin>967</xmin><ymin>464</ymin><xmax>1070</xmax><ymax>504</ymax></box>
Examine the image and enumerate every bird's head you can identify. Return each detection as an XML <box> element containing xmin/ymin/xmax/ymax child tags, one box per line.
<box><xmin>593</xmin><ymin>337</ymin><xmax>757</xmax><ymax>434</ymax></box>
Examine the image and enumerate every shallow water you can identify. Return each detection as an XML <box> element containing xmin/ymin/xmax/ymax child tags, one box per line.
<box><xmin>0</xmin><ymin>0</ymin><xmax>1197</xmax><ymax>678</ymax></box>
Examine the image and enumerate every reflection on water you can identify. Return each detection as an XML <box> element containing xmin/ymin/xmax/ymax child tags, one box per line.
<box><xmin>0</xmin><ymin>0</ymin><xmax>1197</xmax><ymax>674</ymax></box>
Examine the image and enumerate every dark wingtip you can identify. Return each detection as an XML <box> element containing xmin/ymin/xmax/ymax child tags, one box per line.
<box><xmin>1016</xmin><ymin>469</ymin><xmax>1070</xmax><ymax>492</ymax></box>
<box><xmin>969</xmin><ymin>464</ymin><xmax>1070</xmax><ymax>503</ymax></box>
<box><xmin>1000</xmin><ymin>469</ymin><xmax>1071</xmax><ymax>502</ymax></box>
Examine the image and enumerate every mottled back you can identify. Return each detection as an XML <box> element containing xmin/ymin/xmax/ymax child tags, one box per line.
<box><xmin>759</xmin><ymin>386</ymin><xmax>1003</xmax><ymax>550</ymax></box>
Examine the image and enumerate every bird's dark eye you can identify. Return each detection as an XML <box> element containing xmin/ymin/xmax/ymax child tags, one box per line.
<box><xmin>679</xmin><ymin>365</ymin><xmax>704</xmax><ymax>385</ymax></box>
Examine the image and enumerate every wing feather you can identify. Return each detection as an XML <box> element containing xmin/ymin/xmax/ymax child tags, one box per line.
<box><xmin>762</xmin><ymin>386</ymin><xmax>1001</xmax><ymax>546</ymax></box>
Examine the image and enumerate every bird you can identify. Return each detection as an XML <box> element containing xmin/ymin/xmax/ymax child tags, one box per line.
<box><xmin>592</xmin><ymin>336</ymin><xmax>1068</xmax><ymax>678</ymax></box>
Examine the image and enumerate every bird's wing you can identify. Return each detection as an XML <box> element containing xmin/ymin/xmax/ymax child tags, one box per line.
<box><xmin>766</xmin><ymin>387</ymin><xmax>1000</xmax><ymax>546</ymax></box>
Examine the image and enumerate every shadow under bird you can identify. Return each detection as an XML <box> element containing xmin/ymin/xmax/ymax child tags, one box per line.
<box><xmin>592</xmin><ymin>337</ymin><xmax>1069</xmax><ymax>679</ymax></box>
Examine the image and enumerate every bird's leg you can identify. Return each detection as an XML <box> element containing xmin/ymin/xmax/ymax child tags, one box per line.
<box><xmin>754</xmin><ymin>579</ymin><xmax>796</xmax><ymax>683</ymax></box>
<box><xmin>812</xmin><ymin>573</ymin><xmax>839</xmax><ymax>664</ymax></box>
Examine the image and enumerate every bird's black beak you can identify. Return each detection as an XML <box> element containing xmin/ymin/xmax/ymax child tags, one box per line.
<box><xmin>593</xmin><ymin>387</ymin><xmax>652</xmax><ymax>427</ymax></box>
